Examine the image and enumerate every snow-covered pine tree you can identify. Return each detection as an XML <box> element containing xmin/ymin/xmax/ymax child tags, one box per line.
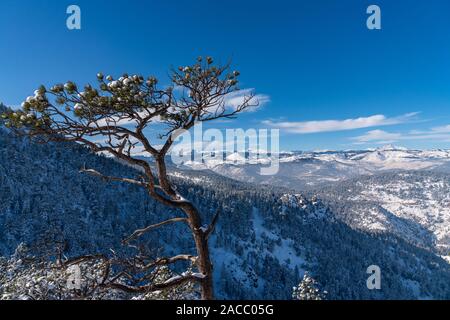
<box><xmin>1</xmin><ymin>57</ymin><xmax>258</xmax><ymax>300</ymax></box>
<box><xmin>292</xmin><ymin>272</ymin><xmax>327</xmax><ymax>300</ymax></box>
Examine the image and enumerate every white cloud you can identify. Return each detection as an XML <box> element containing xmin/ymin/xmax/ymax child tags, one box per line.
<box><xmin>351</xmin><ymin>125</ymin><xmax>450</xmax><ymax>144</ymax></box>
<box><xmin>224</xmin><ymin>88</ymin><xmax>270</xmax><ymax>112</ymax></box>
<box><xmin>431</xmin><ymin>125</ymin><xmax>450</xmax><ymax>133</ymax></box>
<box><xmin>262</xmin><ymin>112</ymin><xmax>419</xmax><ymax>134</ymax></box>
<box><xmin>352</xmin><ymin>129</ymin><xmax>402</xmax><ymax>144</ymax></box>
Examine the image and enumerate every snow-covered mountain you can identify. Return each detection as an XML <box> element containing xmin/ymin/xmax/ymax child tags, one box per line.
<box><xmin>0</xmin><ymin>114</ymin><xmax>449</xmax><ymax>299</ymax></box>
<box><xmin>172</xmin><ymin>145</ymin><xmax>450</xmax><ymax>190</ymax></box>
<box><xmin>311</xmin><ymin>172</ymin><xmax>450</xmax><ymax>262</ymax></box>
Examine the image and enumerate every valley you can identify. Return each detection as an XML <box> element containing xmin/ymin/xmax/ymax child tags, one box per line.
<box><xmin>0</xmin><ymin>107</ymin><xmax>449</xmax><ymax>299</ymax></box>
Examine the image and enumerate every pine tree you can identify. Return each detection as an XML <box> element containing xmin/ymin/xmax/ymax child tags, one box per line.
<box><xmin>1</xmin><ymin>58</ymin><xmax>257</xmax><ymax>300</ymax></box>
<box><xmin>292</xmin><ymin>272</ymin><xmax>327</xmax><ymax>300</ymax></box>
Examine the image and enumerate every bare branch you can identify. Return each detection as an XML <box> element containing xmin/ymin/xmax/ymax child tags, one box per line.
<box><xmin>104</xmin><ymin>273</ymin><xmax>199</xmax><ymax>293</ymax></box>
<box><xmin>60</xmin><ymin>254</ymin><xmax>109</xmax><ymax>267</ymax></box>
<box><xmin>80</xmin><ymin>165</ymin><xmax>148</xmax><ymax>187</ymax></box>
<box><xmin>123</xmin><ymin>217</ymin><xmax>189</xmax><ymax>245</ymax></box>
<box><xmin>143</xmin><ymin>254</ymin><xmax>197</xmax><ymax>269</ymax></box>
<box><xmin>204</xmin><ymin>210</ymin><xmax>220</xmax><ymax>240</ymax></box>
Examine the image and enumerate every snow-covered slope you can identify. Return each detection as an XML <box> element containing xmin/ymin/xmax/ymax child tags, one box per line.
<box><xmin>171</xmin><ymin>146</ymin><xmax>450</xmax><ymax>190</ymax></box>
<box><xmin>314</xmin><ymin>171</ymin><xmax>450</xmax><ymax>259</ymax></box>
<box><xmin>1</xmin><ymin>124</ymin><xmax>449</xmax><ymax>299</ymax></box>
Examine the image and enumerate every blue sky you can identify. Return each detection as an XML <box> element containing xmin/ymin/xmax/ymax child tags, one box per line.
<box><xmin>1</xmin><ymin>0</ymin><xmax>450</xmax><ymax>150</ymax></box>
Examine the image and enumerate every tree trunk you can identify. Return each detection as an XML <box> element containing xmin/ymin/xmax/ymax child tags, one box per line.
<box><xmin>155</xmin><ymin>156</ymin><xmax>214</xmax><ymax>299</ymax></box>
<box><xmin>194</xmin><ymin>229</ymin><xmax>214</xmax><ymax>300</ymax></box>
<box><xmin>183</xmin><ymin>204</ymin><xmax>214</xmax><ymax>300</ymax></box>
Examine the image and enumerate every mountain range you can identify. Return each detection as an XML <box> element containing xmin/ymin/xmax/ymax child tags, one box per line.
<box><xmin>0</xmin><ymin>103</ymin><xmax>449</xmax><ymax>299</ymax></box>
<box><xmin>170</xmin><ymin>145</ymin><xmax>450</xmax><ymax>190</ymax></box>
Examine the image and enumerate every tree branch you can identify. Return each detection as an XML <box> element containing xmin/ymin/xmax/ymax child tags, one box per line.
<box><xmin>204</xmin><ymin>210</ymin><xmax>220</xmax><ymax>240</ymax></box>
<box><xmin>123</xmin><ymin>217</ymin><xmax>189</xmax><ymax>244</ymax></box>
<box><xmin>80</xmin><ymin>165</ymin><xmax>148</xmax><ymax>187</ymax></box>
<box><xmin>104</xmin><ymin>273</ymin><xmax>199</xmax><ymax>293</ymax></box>
<box><xmin>60</xmin><ymin>254</ymin><xmax>109</xmax><ymax>267</ymax></box>
<box><xmin>143</xmin><ymin>254</ymin><xmax>197</xmax><ymax>269</ymax></box>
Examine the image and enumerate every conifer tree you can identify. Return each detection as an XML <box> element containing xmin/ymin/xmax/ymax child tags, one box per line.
<box><xmin>1</xmin><ymin>57</ymin><xmax>258</xmax><ymax>300</ymax></box>
<box><xmin>292</xmin><ymin>272</ymin><xmax>327</xmax><ymax>300</ymax></box>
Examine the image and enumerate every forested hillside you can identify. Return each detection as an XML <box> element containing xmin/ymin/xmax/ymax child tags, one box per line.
<box><xmin>0</xmin><ymin>106</ymin><xmax>449</xmax><ymax>299</ymax></box>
